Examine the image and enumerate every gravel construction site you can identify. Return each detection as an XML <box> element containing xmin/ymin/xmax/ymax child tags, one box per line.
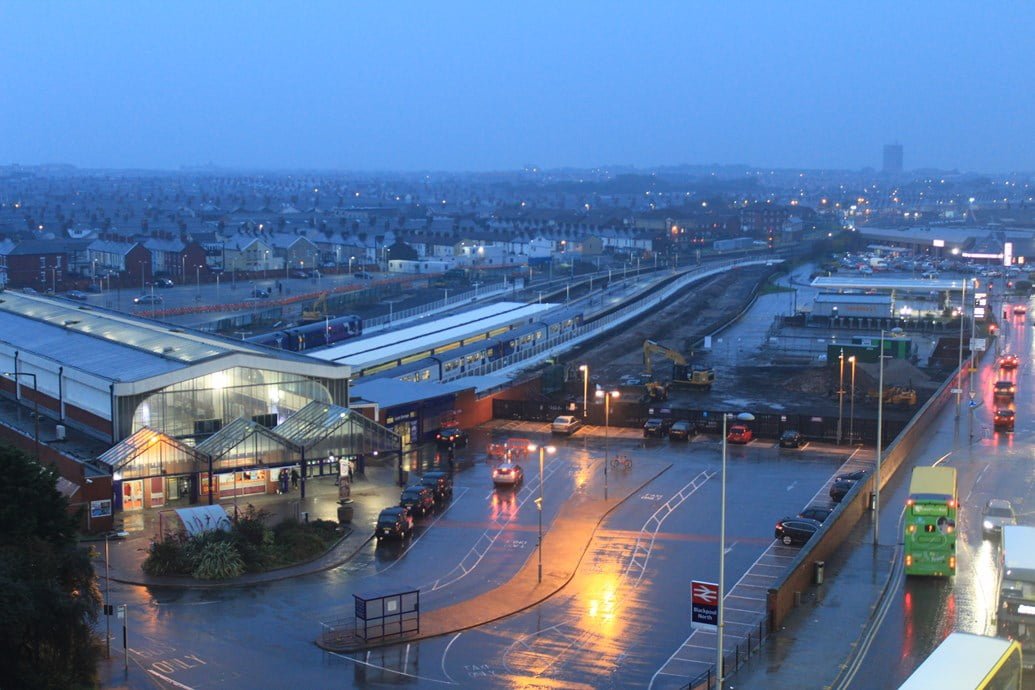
<box><xmin>567</xmin><ymin>263</ymin><xmax>927</xmax><ymax>421</ymax></box>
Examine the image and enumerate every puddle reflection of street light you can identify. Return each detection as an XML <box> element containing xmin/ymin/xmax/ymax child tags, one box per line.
<box><xmin>578</xmin><ymin>364</ymin><xmax>589</xmax><ymax>419</ymax></box>
<box><xmin>595</xmin><ymin>388</ymin><xmax>620</xmax><ymax>500</ymax></box>
<box><xmin>528</xmin><ymin>443</ymin><xmax>555</xmax><ymax>583</ymax></box>
<box><xmin>718</xmin><ymin>411</ymin><xmax>754</xmax><ymax>689</ymax></box>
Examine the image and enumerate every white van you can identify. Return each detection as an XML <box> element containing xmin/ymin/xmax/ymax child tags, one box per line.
<box><xmin>551</xmin><ymin>415</ymin><xmax>583</xmax><ymax>435</ymax></box>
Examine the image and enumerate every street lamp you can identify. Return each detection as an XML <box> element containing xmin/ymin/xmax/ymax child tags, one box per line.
<box><xmin>578</xmin><ymin>364</ymin><xmax>589</xmax><ymax>419</ymax></box>
<box><xmin>349</xmin><ymin>256</ymin><xmax>355</xmax><ymax>274</ymax></box>
<box><xmin>718</xmin><ymin>411</ymin><xmax>755</xmax><ymax>689</ymax></box>
<box><xmin>528</xmin><ymin>443</ymin><xmax>555</xmax><ymax>583</ymax></box>
<box><xmin>837</xmin><ymin>348</ymin><xmax>845</xmax><ymax>444</ymax></box>
<box><xmin>955</xmin><ymin>278</ymin><xmax>968</xmax><ymax>418</ymax></box>
<box><xmin>874</xmin><ymin>331</ymin><xmax>886</xmax><ymax>546</ymax></box>
<box><xmin>595</xmin><ymin>388</ymin><xmax>620</xmax><ymax>500</ymax></box>
<box><xmin>4</xmin><ymin>371</ymin><xmax>40</xmax><ymax>460</ymax></box>
<box><xmin>848</xmin><ymin>355</ymin><xmax>857</xmax><ymax>443</ymax></box>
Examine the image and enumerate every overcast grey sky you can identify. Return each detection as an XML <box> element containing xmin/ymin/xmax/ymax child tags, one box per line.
<box><xmin>2</xmin><ymin>1</ymin><xmax>1033</xmax><ymax>173</ymax></box>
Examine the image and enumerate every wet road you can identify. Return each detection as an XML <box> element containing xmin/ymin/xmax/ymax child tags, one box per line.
<box><xmin>845</xmin><ymin>285</ymin><xmax>1035</xmax><ymax>687</ymax></box>
<box><xmin>99</xmin><ymin>423</ymin><xmax>861</xmax><ymax>689</ymax></box>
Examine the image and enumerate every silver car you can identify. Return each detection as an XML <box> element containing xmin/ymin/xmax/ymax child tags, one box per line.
<box><xmin>982</xmin><ymin>498</ymin><xmax>1016</xmax><ymax>539</ymax></box>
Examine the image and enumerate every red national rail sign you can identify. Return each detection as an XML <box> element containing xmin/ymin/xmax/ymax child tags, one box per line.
<box><xmin>691</xmin><ymin>580</ymin><xmax>719</xmax><ymax>628</ymax></box>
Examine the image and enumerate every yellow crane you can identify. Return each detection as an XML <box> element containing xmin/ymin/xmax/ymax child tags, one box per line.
<box><xmin>643</xmin><ymin>339</ymin><xmax>715</xmax><ymax>390</ymax></box>
<box><xmin>302</xmin><ymin>293</ymin><xmax>329</xmax><ymax>323</ymax></box>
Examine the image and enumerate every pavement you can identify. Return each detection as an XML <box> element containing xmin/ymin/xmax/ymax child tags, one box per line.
<box><xmin>92</xmin><ymin>461</ymin><xmax>406</xmax><ymax>588</ymax></box>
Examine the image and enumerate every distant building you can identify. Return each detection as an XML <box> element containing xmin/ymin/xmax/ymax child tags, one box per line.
<box><xmin>883</xmin><ymin>143</ymin><xmax>904</xmax><ymax>174</ymax></box>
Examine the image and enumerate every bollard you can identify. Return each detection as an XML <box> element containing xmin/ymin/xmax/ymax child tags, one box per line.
<box><xmin>815</xmin><ymin>560</ymin><xmax>825</xmax><ymax>584</ymax></box>
<box><xmin>870</xmin><ymin>491</ymin><xmax>877</xmax><ymax>510</ymax></box>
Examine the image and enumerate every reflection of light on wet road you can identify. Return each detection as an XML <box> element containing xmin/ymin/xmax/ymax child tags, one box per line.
<box><xmin>968</xmin><ymin>538</ymin><xmax>1000</xmax><ymax>634</ymax></box>
<box><xmin>582</xmin><ymin>572</ymin><xmax>621</xmax><ymax>631</ymax></box>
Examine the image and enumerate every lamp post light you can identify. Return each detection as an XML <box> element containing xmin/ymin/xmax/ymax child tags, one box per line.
<box><xmin>955</xmin><ymin>278</ymin><xmax>968</xmax><ymax>418</ymax></box>
<box><xmin>848</xmin><ymin>355</ymin><xmax>857</xmax><ymax>443</ymax></box>
<box><xmin>528</xmin><ymin>443</ymin><xmax>555</xmax><ymax>583</ymax></box>
<box><xmin>349</xmin><ymin>256</ymin><xmax>355</xmax><ymax>274</ymax></box>
<box><xmin>718</xmin><ymin>411</ymin><xmax>755</xmax><ymax>689</ymax></box>
<box><xmin>595</xmin><ymin>389</ymin><xmax>619</xmax><ymax>500</ymax></box>
<box><xmin>578</xmin><ymin>364</ymin><xmax>589</xmax><ymax>419</ymax></box>
<box><xmin>4</xmin><ymin>371</ymin><xmax>39</xmax><ymax>460</ymax></box>
<box><xmin>837</xmin><ymin>348</ymin><xmax>845</xmax><ymax>444</ymax></box>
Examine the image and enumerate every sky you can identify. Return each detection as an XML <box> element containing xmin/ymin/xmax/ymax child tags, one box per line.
<box><xmin>2</xmin><ymin>1</ymin><xmax>1034</xmax><ymax>173</ymax></box>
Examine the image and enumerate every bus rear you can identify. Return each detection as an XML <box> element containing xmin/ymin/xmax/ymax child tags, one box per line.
<box><xmin>904</xmin><ymin>466</ymin><xmax>958</xmax><ymax>577</ymax></box>
<box><xmin>998</xmin><ymin>525</ymin><xmax>1035</xmax><ymax>669</ymax></box>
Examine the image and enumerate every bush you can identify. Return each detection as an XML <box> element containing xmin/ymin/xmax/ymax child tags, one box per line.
<box><xmin>142</xmin><ymin>536</ymin><xmax>191</xmax><ymax>576</ymax></box>
<box><xmin>275</xmin><ymin>530</ymin><xmax>326</xmax><ymax>563</ymax></box>
<box><xmin>234</xmin><ymin>505</ymin><xmax>272</xmax><ymax>547</ymax></box>
<box><xmin>192</xmin><ymin>540</ymin><xmax>245</xmax><ymax>580</ymax></box>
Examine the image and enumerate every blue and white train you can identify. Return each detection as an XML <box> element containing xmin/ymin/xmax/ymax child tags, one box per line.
<box><xmin>247</xmin><ymin>314</ymin><xmax>363</xmax><ymax>352</ymax></box>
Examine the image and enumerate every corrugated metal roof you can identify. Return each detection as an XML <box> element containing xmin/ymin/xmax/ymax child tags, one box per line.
<box><xmin>0</xmin><ymin>292</ymin><xmax>309</xmax><ymax>381</ymax></box>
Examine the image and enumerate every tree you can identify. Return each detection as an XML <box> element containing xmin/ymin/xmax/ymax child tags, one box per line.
<box><xmin>0</xmin><ymin>444</ymin><xmax>101</xmax><ymax>688</ymax></box>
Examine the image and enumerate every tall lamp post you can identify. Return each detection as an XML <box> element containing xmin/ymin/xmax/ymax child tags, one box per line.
<box><xmin>4</xmin><ymin>371</ymin><xmax>39</xmax><ymax>460</ymax></box>
<box><xmin>874</xmin><ymin>331</ymin><xmax>886</xmax><ymax>545</ymax></box>
<box><xmin>595</xmin><ymin>389</ymin><xmax>620</xmax><ymax>500</ymax></box>
<box><xmin>718</xmin><ymin>411</ymin><xmax>755</xmax><ymax>689</ymax></box>
<box><xmin>955</xmin><ymin>278</ymin><xmax>968</xmax><ymax>418</ymax></box>
<box><xmin>528</xmin><ymin>444</ymin><xmax>555</xmax><ymax>583</ymax></box>
<box><xmin>837</xmin><ymin>348</ymin><xmax>845</xmax><ymax>444</ymax></box>
<box><xmin>578</xmin><ymin>364</ymin><xmax>589</xmax><ymax>419</ymax></box>
<box><xmin>848</xmin><ymin>355</ymin><xmax>857</xmax><ymax>444</ymax></box>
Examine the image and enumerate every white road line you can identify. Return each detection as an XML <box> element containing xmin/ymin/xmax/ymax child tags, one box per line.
<box><xmin>328</xmin><ymin>651</ymin><xmax>455</xmax><ymax>685</ymax></box>
<box><xmin>146</xmin><ymin>671</ymin><xmax>196</xmax><ymax>690</ymax></box>
<box><xmin>441</xmin><ymin>633</ymin><xmax>462</xmax><ymax>685</ymax></box>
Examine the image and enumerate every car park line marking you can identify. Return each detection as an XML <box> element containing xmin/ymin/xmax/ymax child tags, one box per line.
<box><xmin>423</xmin><ymin>458</ymin><xmax>567</xmax><ymax>592</ymax></box>
<box><xmin>146</xmin><ymin>670</ymin><xmax>197</xmax><ymax>689</ymax></box>
<box><xmin>786</xmin><ymin>481</ymin><xmax>798</xmax><ymax>491</ymax></box>
<box><xmin>328</xmin><ymin>650</ymin><xmax>455</xmax><ymax>685</ymax></box>
<box><xmin>723</xmin><ymin>605</ymin><xmax>761</xmax><ymax>615</ymax></box>
<box><xmin>726</xmin><ymin>593</ymin><xmax>766</xmax><ymax>602</ymax></box>
<box><xmin>441</xmin><ymin>633</ymin><xmax>462</xmax><ymax>685</ymax></box>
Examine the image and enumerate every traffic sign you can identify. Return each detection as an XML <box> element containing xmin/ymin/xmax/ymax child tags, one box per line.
<box><xmin>691</xmin><ymin>580</ymin><xmax>719</xmax><ymax>629</ymax></box>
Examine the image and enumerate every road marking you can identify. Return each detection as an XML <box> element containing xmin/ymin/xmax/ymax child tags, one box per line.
<box><xmin>328</xmin><ymin>651</ymin><xmax>455</xmax><ymax>685</ymax></box>
<box><xmin>786</xmin><ymin>481</ymin><xmax>798</xmax><ymax>491</ymax></box>
<box><xmin>146</xmin><ymin>670</ymin><xmax>197</xmax><ymax>689</ymax></box>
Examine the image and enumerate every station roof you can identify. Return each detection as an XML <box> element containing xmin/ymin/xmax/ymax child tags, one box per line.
<box><xmin>312</xmin><ymin>301</ymin><xmax>554</xmax><ymax>368</ymax></box>
<box><xmin>0</xmin><ymin>292</ymin><xmax>350</xmax><ymax>393</ymax></box>
<box><xmin>814</xmin><ymin>293</ymin><xmax>892</xmax><ymax>304</ymax></box>
<box><xmin>810</xmin><ymin>277</ymin><xmax>970</xmax><ymax>292</ymax></box>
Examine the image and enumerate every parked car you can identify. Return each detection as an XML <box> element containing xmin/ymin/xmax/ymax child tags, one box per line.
<box><xmin>292</xmin><ymin>269</ymin><xmax>311</xmax><ymax>279</ymax></box>
<box><xmin>798</xmin><ymin>505</ymin><xmax>835</xmax><ymax>523</ymax></box>
<box><xmin>829</xmin><ymin>470</ymin><xmax>867</xmax><ymax>502</ymax></box>
<box><xmin>994</xmin><ymin>408</ymin><xmax>1015</xmax><ymax>432</ymax></box>
<box><xmin>65</xmin><ymin>290</ymin><xmax>89</xmax><ymax>301</ymax></box>
<box><xmin>419</xmin><ymin>470</ymin><xmax>453</xmax><ymax>502</ymax></box>
<box><xmin>85</xmin><ymin>283</ymin><xmax>102</xmax><ymax>293</ymax></box>
<box><xmin>726</xmin><ymin>425</ymin><xmax>753</xmax><ymax>444</ymax></box>
<box><xmin>251</xmin><ymin>287</ymin><xmax>272</xmax><ymax>298</ymax></box>
<box><xmin>999</xmin><ymin>354</ymin><xmax>1020</xmax><ymax>369</ymax></box>
<box><xmin>435</xmin><ymin>426</ymin><xmax>468</xmax><ymax>448</ymax></box>
<box><xmin>551</xmin><ymin>415</ymin><xmax>583</xmax><ymax>435</ymax></box>
<box><xmin>354</xmin><ymin>271</ymin><xmax>374</xmax><ymax>280</ymax></box>
<box><xmin>399</xmin><ymin>485</ymin><xmax>435</xmax><ymax>517</ymax></box>
<box><xmin>148</xmin><ymin>278</ymin><xmax>175</xmax><ymax>288</ymax></box>
<box><xmin>981</xmin><ymin>498</ymin><xmax>1017</xmax><ymax>539</ymax></box>
<box><xmin>374</xmin><ymin>506</ymin><xmax>413</xmax><ymax>540</ymax></box>
<box><xmin>21</xmin><ymin>287</ymin><xmax>38</xmax><ymax>294</ymax></box>
<box><xmin>492</xmin><ymin>462</ymin><xmax>524</xmax><ymax>487</ymax></box>
<box><xmin>643</xmin><ymin>418</ymin><xmax>671</xmax><ymax>438</ymax></box>
<box><xmin>133</xmin><ymin>294</ymin><xmax>163</xmax><ymax>305</ymax></box>
<box><xmin>779</xmin><ymin>430</ymin><xmax>805</xmax><ymax>448</ymax></box>
<box><xmin>994</xmin><ymin>380</ymin><xmax>1017</xmax><ymax>400</ymax></box>
<box><xmin>774</xmin><ymin>516</ymin><xmax>822</xmax><ymax>546</ymax></box>
<box><xmin>668</xmin><ymin>420</ymin><xmax>695</xmax><ymax>441</ymax></box>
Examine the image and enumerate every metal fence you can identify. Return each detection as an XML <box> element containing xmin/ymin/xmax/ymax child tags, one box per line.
<box><xmin>681</xmin><ymin>618</ymin><xmax>771</xmax><ymax>690</ymax></box>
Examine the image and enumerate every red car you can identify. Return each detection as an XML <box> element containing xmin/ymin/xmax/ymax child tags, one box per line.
<box><xmin>726</xmin><ymin>425</ymin><xmax>753</xmax><ymax>444</ymax></box>
<box><xmin>994</xmin><ymin>409</ymin><xmax>1015</xmax><ymax>432</ymax></box>
<box><xmin>1000</xmin><ymin>354</ymin><xmax>1020</xmax><ymax>369</ymax></box>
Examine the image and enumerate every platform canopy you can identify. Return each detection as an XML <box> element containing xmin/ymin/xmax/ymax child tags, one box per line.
<box><xmin>273</xmin><ymin>401</ymin><xmax>402</xmax><ymax>458</ymax></box>
<box><xmin>96</xmin><ymin>427</ymin><xmax>208</xmax><ymax>480</ymax></box>
<box><xmin>195</xmin><ymin>418</ymin><xmax>302</xmax><ymax>473</ymax></box>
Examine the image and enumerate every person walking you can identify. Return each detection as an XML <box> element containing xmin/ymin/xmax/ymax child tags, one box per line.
<box><xmin>347</xmin><ymin>458</ymin><xmax>354</xmax><ymax>483</ymax></box>
<box><xmin>290</xmin><ymin>468</ymin><xmax>299</xmax><ymax>489</ymax></box>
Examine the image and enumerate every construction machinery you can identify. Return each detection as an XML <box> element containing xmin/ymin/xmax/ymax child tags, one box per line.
<box><xmin>866</xmin><ymin>385</ymin><xmax>918</xmax><ymax>406</ymax></box>
<box><xmin>301</xmin><ymin>293</ymin><xmax>329</xmax><ymax>323</ymax></box>
<box><xmin>643</xmin><ymin>340</ymin><xmax>715</xmax><ymax>390</ymax></box>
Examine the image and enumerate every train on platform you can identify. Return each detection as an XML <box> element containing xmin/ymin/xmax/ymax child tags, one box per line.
<box><xmin>247</xmin><ymin>314</ymin><xmax>363</xmax><ymax>352</ymax></box>
<box><xmin>367</xmin><ymin>308</ymin><xmax>584</xmax><ymax>383</ymax></box>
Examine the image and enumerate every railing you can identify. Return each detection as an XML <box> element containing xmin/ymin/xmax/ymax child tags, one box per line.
<box><xmin>679</xmin><ymin>618</ymin><xmax>771</xmax><ymax>690</ymax></box>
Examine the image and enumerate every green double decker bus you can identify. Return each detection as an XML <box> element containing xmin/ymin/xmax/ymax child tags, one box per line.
<box><xmin>904</xmin><ymin>466</ymin><xmax>958</xmax><ymax>577</ymax></box>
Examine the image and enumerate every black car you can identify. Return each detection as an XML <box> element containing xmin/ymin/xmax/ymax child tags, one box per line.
<box><xmin>829</xmin><ymin>470</ymin><xmax>866</xmax><ymax>502</ymax></box>
<box><xmin>798</xmin><ymin>505</ymin><xmax>835</xmax><ymax>523</ymax></box>
<box><xmin>779</xmin><ymin>430</ymin><xmax>805</xmax><ymax>448</ymax></box>
<box><xmin>668</xmin><ymin>420</ymin><xmax>695</xmax><ymax>441</ymax></box>
<box><xmin>435</xmin><ymin>426</ymin><xmax>469</xmax><ymax>448</ymax></box>
<box><xmin>643</xmin><ymin>418</ymin><xmax>671</xmax><ymax>438</ymax></box>
<box><xmin>399</xmin><ymin>485</ymin><xmax>435</xmax><ymax>517</ymax></box>
<box><xmin>375</xmin><ymin>506</ymin><xmax>414</xmax><ymax>540</ymax></box>
<box><xmin>251</xmin><ymin>287</ymin><xmax>272</xmax><ymax>298</ymax></box>
<box><xmin>419</xmin><ymin>470</ymin><xmax>453</xmax><ymax>502</ymax></box>
<box><xmin>775</xmin><ymin>516</ymin><xmax>822</xmax><ymax>546</ymax></box>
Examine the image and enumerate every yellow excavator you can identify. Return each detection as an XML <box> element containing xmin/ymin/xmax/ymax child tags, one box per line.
<box><xmin>301</xmin><ymin>293</ymin><xmax>329</xmax><ymax>323</ymax></box>
<box><xmin>643</xmin><ymin>339</ymin><xmax>715</xmax><ymax>390</ymax></box>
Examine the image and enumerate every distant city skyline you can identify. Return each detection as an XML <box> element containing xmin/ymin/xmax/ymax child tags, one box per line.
<box><xmin>2</xmin><ymin>2</ymin><xmax>1034</xmax><ymax>174</ymax></box>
